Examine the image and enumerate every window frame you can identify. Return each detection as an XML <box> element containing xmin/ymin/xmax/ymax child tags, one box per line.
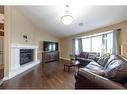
<box><xmin>81</xmin><ymin>31</ymin><xmax>113</xmax><ymax>54</ymax></box>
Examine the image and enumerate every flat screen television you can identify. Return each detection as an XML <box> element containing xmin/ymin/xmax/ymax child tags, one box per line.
<box><xmin>43</xmin><ymin>41</ymin><xmax>58</xmax><ymax>52</ymax></box>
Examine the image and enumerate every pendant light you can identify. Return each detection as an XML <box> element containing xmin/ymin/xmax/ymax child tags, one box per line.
<box><xmin>61</xmin><ymin>5</ymin><xmax>74</xmax><ymax>25</ymax></box>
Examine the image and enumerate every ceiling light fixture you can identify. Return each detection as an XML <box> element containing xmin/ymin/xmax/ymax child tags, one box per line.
<box><xmin>61</xmin><ymin>5</ymin><xmax>74</xmax><ymax>25</ymax></box>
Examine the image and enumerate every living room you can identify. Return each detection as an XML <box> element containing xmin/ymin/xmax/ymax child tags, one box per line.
<box><xmin>1</xmin><ymin>1</ymin><xmax>127</xmax><ymax>92</ymax></box>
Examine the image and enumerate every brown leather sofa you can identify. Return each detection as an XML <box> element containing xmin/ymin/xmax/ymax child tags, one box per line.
<box><xmin>75</xmin><ymin>55</ymin><xmax>127</xmax><ymax>89</ymax></box>
<box><xmin>75</xmin><ymin>52</ymin><xmax>100</xmax><ymax>66</ymax></box>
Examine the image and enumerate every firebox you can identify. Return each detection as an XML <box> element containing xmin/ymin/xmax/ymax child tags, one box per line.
<box><xmin>20</xmin><ymin>49</ymin><xmax>34</xmax><ymax>65</ymax></box>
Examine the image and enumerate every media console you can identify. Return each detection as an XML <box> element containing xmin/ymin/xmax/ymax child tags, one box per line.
<box><xmin>42</xmin><ymin>51</ymin><xmax>59</xmax><ymax>63</ymax></box>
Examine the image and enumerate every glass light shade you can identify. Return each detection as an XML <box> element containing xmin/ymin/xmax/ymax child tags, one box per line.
<box><xmin>61</xmin><ymin>15</ymin><xmax>74</xmax><ymax>25</ymax></box>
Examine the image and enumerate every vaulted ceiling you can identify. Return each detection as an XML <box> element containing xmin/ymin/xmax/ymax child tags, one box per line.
<box><xmin>18</xmin><ymin>6</ymin><xmax>127</xmax><ymax>38</ymax></box>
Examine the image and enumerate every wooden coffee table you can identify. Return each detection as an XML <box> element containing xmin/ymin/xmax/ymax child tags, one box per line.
<box><xmin>64</xmin><ymin>60</ymin><xmax>80</xmax><ymax>71</ymax></box>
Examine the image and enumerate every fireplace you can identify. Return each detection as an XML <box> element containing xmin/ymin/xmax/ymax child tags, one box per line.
<box><xmin>20</xmin><ymin>49</ymin><xmax>34</xmax><ymax>65</ymax></box>
<box><xmin>10</xmin><ymin>44</ymin><xmax>40</xmax><ymax>79</ymax></box>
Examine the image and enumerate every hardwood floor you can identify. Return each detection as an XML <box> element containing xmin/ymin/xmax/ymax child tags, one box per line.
<box><xmin>0</xmin><ymin>59</ymin><xmax>76</xmax><ymax>89</ymax></box>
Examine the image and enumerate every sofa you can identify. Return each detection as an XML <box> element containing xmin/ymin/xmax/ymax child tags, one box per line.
<box><xmin>75</xmin><ymin>55</ymin><xmax>127</xmax><ymax>89</ymax></box>
<box><xmin>75</xmin><ymin>52</ymin><xmax>100</xmax><ymax>67</ymax></box>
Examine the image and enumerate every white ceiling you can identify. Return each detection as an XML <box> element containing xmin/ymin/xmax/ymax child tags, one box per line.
<box><xmin>18</xmin><ymin>6</ymin><xmax>127</xmax><ymax>38</ymax></box>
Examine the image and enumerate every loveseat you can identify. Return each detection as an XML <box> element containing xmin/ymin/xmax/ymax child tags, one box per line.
<box><xmin>75</xmin><ymin>52</ymin><xmax>100</xmax><ymax>66</ymax></box>
<box><xmin>75</xmin><ymin>55</ymin><xmax>127</xmax><ymax>89</ymax></box>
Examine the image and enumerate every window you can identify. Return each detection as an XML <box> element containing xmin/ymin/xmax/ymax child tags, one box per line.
<box><xmin>81</xmin><ymin>32</ymin><xmax>113</xmax><ymax>55</ymax></box>
<box><xmin>107</xmin><ymin>33</ymin><xmax>113</xmax><ymax>53</ymax></box>
<box><xmin>82</xmin><ymin>38</ymin><xmax>91</xmax><ymax>52</ymax></box>
<box><xmin>91</xmin><ymin>36</ymin><xmax>102</xmax><ymax>52</ymax></box>
<box><xmin>82</xmin><ymin>35</ymin><xmax>102</xmax><ymax>52</ymax></box>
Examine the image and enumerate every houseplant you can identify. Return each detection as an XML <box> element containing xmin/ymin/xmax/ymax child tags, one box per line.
<box><xmin>102</xmin><ymin>53</ymin><xmax>111</xmax><ymax>58</ymax></box>
<box><xmin>69</xmin><ymin>54</ymin><xmax>75</xmax><ymax>61</ymax></box>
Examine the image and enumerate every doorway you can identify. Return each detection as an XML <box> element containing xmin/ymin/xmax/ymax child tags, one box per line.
<box><xmin>0</xmin><ymin>6</ymin><xmax>4</xmax><ymax>84</ymax></box>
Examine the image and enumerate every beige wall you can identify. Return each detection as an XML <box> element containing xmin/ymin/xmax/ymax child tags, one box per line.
<box><xmin>4</xmin><ymin>6</ymin><xmax>60</xmax><ymax>76</ymax></box>
<box><xmin>34</xmin><ymin>29</ymin><xmax>59</xmax><ymax>62</ymax></box>
<box><xmin>60</xmin><ymin>37</ymin><xmax>72</xmax><ymax>59</ymax></box>
<box><xmin>60</xmin><ymin>21</ymin><xmax>127</xmax><ymax>59</ymax></box>
<box><xmin>11</xmin><ymin>7</ymin><xmax>36</xmax><ymax>45</ymax></box>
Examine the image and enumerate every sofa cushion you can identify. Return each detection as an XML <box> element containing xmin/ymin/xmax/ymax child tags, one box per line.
<box><xmin>104</xmin><ymin>58</ymin><xmax>127</xmax><ymax>83</ymax></box>
<box><xmin>88</xmin><ymin>54</ymin><xmax>97</xmax><ymax>60</ymax></box>
<box><xmin>107</xmin><ymin>55</ymin><xmax>120</xmax><ymax>63</ymax></box>
<box><xmin>97</xmin><ymin>57</ymin><xmax>109</xmax><ymax>67</ymax></box>
<box><xmin>103</xmin><ymin>55</ymin><xmax>120</xmax><ymax>70</ymax></box>
<box><xmin>76</xmin><ymin>57</ymin><xmax>94</xmax><ymax>62</ymax></box>
<box><xmin>79</xmin><ymin>52</ymin><xmax>89</xmax><ymax>58</ymax></box>
<box><xmin>76</xmin><ymin>67</ymin><xmax>125</xmax><ymax>89</ymax></box>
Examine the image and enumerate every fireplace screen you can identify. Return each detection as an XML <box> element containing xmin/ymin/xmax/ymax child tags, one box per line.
<box><xmin>20</xmin><ymin>49</ymin><xmax>34</xmax><ymax>65</ymax></box>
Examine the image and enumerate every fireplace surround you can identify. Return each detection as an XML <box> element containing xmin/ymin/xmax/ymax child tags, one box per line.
<box><xmin>8</xmin><ymin>44</ymin><xmax>40</xmax><ymax>79</ymax></box>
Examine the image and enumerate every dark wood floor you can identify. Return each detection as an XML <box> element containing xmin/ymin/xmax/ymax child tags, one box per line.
<box><xmin>0</xmin><ymin>59</ymin><xmax>76</xmax><ymax>89</ymax></box>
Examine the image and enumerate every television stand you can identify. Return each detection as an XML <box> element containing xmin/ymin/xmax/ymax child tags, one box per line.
<box><xmin>42</xmin><ymin>51</ymin><xmax>59</xmax><ymax>63</ymax></box>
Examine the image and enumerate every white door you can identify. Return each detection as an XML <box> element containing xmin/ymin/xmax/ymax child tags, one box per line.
<box><xmin>0</xmin><ymin>36</ymin><xmax>3</xmax><ymax>65</ymax></box>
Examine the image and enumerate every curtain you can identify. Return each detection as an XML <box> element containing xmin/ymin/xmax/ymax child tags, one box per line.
<box><xmin>112</xmin><ymin>29</ymin><xmax>121</xmax><ymax>55</ymax></box>
<box><xmin>72</xmin><ymin>38</ymin><xmax>83</xmax><ymax>55</ymax></box>
<box><xmin>72</xmin><ymin>39</ymin><xmax>75</xmax><ymax>55</ymax></box>
<box><xmin>78</xmin><ymin>38</ymin><xmax>83</xmax><ymax>54</ymax></box>
<box><xmin>101</xmin><ymin>34</ymin><xmax>107</xmax><ymax>56</ymax></box>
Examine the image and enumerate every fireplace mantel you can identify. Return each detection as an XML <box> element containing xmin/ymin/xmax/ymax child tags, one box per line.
<box><xmin>11</xmin><ymin>44</ymin><xmax>38</xmax><ymax>49</ymax></box>
<box><xmin>9</xmin><ymin>44</ymin><xmax>40</xmax><ymax>79</ymax></box>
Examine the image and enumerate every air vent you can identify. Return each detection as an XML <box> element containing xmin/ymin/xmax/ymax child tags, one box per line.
<box><xmin>79</xmin><ymin>22</ymin><xmax>84</xmax><ymax>26</ymax></box>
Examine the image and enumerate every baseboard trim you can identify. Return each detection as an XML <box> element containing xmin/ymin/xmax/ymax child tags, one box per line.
<box><xmin>60</xmin><ymin>57</ymin><xmax>70</xmax><ymax>61</ymax></box>
<box><xmin>0</xmin><ymin>79</ymin><xmax>4</xmax><ymax>85</ymax></box>
<box><xmin>3</xmin><ymin>76</ymin><xmax>9</xmax><ymax>81</ymax></box>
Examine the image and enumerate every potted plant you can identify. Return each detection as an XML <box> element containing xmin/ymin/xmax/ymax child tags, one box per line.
<box><xmin>102</xmin><ymin>53</ymin><xmax>111</xmax><ymax>58</ymax></box>
<box><xmin>101</xmin><ymin>48</ymin><xmax>111</xmax><ymax>58</ymax></box>
<box><xmin>69</xmin><ymin>54</ymin><xmax>75</xmax><ymax>61</ymax></box>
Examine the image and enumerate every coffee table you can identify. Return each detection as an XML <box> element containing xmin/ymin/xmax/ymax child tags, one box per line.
<box><xmin>64</xmin><ymin>60</ymin><xmax>80</xmax><ymax>72</ymax></box>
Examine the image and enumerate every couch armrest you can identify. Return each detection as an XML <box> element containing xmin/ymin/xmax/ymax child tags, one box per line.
<box><xmin>75</xmin><ymin>54</ymin><xmax>78</xmax><ymax>60</ymax></box>
<box><xmin>75</xmin><ymin>68</ymin><xmax>125</xmax><ymax>89</ymax></box>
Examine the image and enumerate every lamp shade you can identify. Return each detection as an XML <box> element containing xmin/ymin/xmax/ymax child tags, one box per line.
<box><xmin>61</xmin><ymin>15</ymin><xmax>74</xmax><ymax>25</ymax></box>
